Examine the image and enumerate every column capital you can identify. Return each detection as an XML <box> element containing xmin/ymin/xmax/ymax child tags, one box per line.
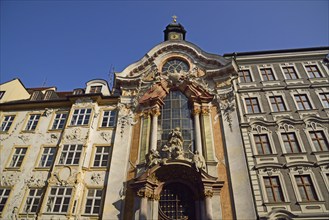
<box><xmin>137</xmin><ymin>188</ymin><xmax>153</xmax><ymax>199</ymax></box>
<box><xmin>192</xmin><ymin>106</ymin><xmax>201</xmax><ymax>115</ymax></box>
<box><xmin>151</xmin><ymin>107</ymin><xmax>161</xmax><ymax>116</ymax></box>
<box><xmin>204</xmin><ymin>189</ymin><xmax>214</xmax><ymax>198</ymax></box>
<box><xmin>201</xmin><ymin>106</ymin><xmax>210</xmax><ymax>115</ymax></box>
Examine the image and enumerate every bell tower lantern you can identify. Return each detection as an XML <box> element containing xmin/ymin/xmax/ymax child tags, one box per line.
<box><xmin>164</xmin><ymin>15</ymin><xmax>186</xmax><ymax>41</ymax></box>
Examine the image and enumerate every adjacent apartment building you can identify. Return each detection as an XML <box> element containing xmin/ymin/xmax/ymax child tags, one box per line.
<box><xmin>0</xmin><ymin>20</ymin><xmax>328</xmax><ymax>220</ymax></box>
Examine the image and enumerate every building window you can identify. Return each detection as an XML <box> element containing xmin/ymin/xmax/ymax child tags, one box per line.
<box><xmin>84</xmin><ymin>189</ymin><xmax>102</xmax><ymax>215</ymax></box>
<box><xmin>51</xmin><ymin>112</ymin><xmax>67</xmax><ymax>130</ymax></box>
<box><xmin>309</xmin><ymin>131</ymin><xmax>329</xmax><ymax>151</ymax></box>
<box><xmin>38</xmin><ymin>147</ymin><xmax>56</xmax><ymax>168</ymax></box>
<box><xmin>101</xmin><ymin>110</ymin><xmax>116</xmax><ymax>127</ymax></box>
<box><xmin>281</xmin><ymin>132</ymin><xmax>301</xmax><ymax>153</ymax></box>
<box><xmin>0</xmin><ymin>188</ymin><xmax>11</xmax><ymax>213</ymax></box>
<box><xmin>319</xmin><ymin>93</ymin><xmax>329</xmax><ymax>108</ymax></box>
<box><xmin>59</xmin><ymin>144</ymin><xmax>83</xmax><ymax>165</ymax></box>
<box><xmin>159</xmin><ymin>91</ymin><xmax>194</xmax><ymax>152</ymax></box>
<box><xmin>239</xmin><ymin>70</ymin><xmax>252</xmax><ymax>83</ymax></box>
<box><xmin>245</xmin><ymin>97</ymin><xmax>261</xmax><ymax>113</ymax></box>
<box><xmin>25</xmin><ymin>114</ymin><xmax>41</xmax><ymax>131</ymax></box>
<box><xmin>263</xmin><ymin>176</ymin><xmax>284</xmax><ymax>202</ymax></box>
<box><xmin>47</xmin><ymin>187</ymin><xmax>72</xmax><ymax>213</ymax></box>
<box><xmin>9</xmin><ymin>147</ymin><xmax>27</xmax><ymax>168</ymax></box>
<box><xmin>70</xmin><ymin>109</ymin><xmax>92</xmax><ymax>126</ymax></box>
<box><xmin>283</xmin><ymin>66</ymin><xmax>298</xmax><ymax>80</ymax></box>
<box><xmin>162</xmin><ymin>59</ymin><xmax>189</xmax><ymax>73</ymax></box>
<box><xmin>0</xmin><ymin>91</ymin><xmax>5</xmax><ymax>100</ymax></box>
<box><xmin>254</xmin><ymin>134</ymin><xmax>272</xmax><ymax>154</ymax></box>
<box><xmin>269</xmin><ymin>96</ymin><xmax>287</xmax><ymax>112</ymax></box>
<box><xmin>294</xmin><ymin>94</ymin><xmax>312</xmax><ymax>110</ymax></box>
<box><xmin>93</xmin><ymin>146</ymin><xmax>111</xmax><ymax>168</ymax></box>
<box><xmin>305</xmin><ymin>65</ymin><xmax>322</xmax><ymax>78</ymax></box>
<box><xmin>295</xmin><ymin>175</ymin><xmax>318</xmax><ymax>201</ymax></box>
<box><xmin>90</xmin><ymin>86</ymin><xmax>102</xmax><ymax>93</ymax></box>
<box><xmin>1</xmin><ymin>115</ymin><xmax>15</xmax><ymax>132</ymax></box>
<box><xmin>24</xmin><ymin>188</ymin><xmax>44</xmax><ymax>213</ymax></box>
<box><xmin>260</xmin><ymin>68</ymin><xmax>275</xmax><ymax>81</ymax></box>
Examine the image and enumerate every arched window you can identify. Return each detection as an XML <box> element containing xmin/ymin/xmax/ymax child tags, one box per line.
<box><xmin>158</xmin><ymin>91</ymin><xmax>194</xmax><ymax>155</ymax></box>
<box><xmin>159</xmin><ymin>182</ymin><xmax>195</xmax><ymax>220</ymax></box>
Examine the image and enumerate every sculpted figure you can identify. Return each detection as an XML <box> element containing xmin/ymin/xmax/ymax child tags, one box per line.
<box><xmin>146</xmin><ymin>149</ymin><xmax>161</xmax><ymax>167</ymax></box>
<box><xmin>192</xmin><ymin>150</ymin><xmax>206</xmax><ymax>172</ymax></box>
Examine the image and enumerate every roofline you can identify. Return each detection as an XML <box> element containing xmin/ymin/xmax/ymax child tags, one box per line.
<box><xmin>223</xmin><ymin>46</ymin><xmax>329</xmax><ymax>57</ymax></box>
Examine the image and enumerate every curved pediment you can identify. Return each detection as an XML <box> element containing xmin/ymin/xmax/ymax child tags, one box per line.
<box><xmin>115</xmin><ymin>41</ymin><xmax>238</xmax><ymax>89</ymax></box>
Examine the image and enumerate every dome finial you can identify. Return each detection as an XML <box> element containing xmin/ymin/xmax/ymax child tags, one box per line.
<box><xmin>172</xmin><ymin>15</ymin><xmax>177</xmax><ymax>23</ymax></box>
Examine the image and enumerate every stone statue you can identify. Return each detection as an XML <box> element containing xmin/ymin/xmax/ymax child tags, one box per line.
<box><xmin>162</xmin><ymin>127</ymin><xmax>185</xmax><ymax>160</ymax></box>
<box><xmin>146</xmin><ymin>149</ymin><xmax>161</xmax><ymax>167</ymax></box>
<box><xmin>192</xmin><ymin>150</ymin><xmax>206</xmax><ymax>172</ymax></box>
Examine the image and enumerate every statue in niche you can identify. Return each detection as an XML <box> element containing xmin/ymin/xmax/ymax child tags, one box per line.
<box><xmin>146</xmin><ymin>149</ymin><xmax>161</xmax><ymax>167</ymax></box>
<box><xmin>192</xmin><ymin>150</ymin><xmax>206</xmax><ymax>172</ymax></box>
<box><xmin>162</xmin><ymin>127</ymin><xmax>185</xmax><ymax>160</ymax></box>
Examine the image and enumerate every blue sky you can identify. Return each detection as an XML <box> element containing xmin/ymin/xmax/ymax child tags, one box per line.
<box><xmin>1</xmin><ymin>0</ymin><xmax>328</xmax><ymax>91</ymax></box>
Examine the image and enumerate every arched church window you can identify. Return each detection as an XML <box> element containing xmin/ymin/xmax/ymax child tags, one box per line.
<box><xmin>162</xmin><ymin>59</ymin><xmax>189</xmax><ymax>73</ymax></box>
<box><xmin>158</xmin><ymin>91</ymin><xmax>194</xmax><ymax>156</ymax></box>
<box><xmin>159</xmin><ymin>182</ymin><xmax>195</xmax><ymax>220</ymax></box>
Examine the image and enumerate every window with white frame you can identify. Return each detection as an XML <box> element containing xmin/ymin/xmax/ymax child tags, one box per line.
<box><xmin>23</xmin><ymin>188</ymin><xmax>44</xmax><ymax>213</ymax></box>
<box><xmin>260</xmin><ymin>68</ymin><xmax>276</xmax><ymax>81</ymax></box>
<box><xmin>319</xmin><ymin>93</ymin><xmax>329</xmax><ymax>108</ymax></box>
<box><xmin>84</xmin><ymin>189</ymin><xmax>102</xmax><ymax>215</ymax></box>
<box><xmin>308</xmin><ymin>130</ymin><xmax>329</xmax><ymax>152</ymax></box>
<box><xmin>281</xmin><ymin>132</ymin><xmax>302</xmax><ymax>153</ymax></box>
<box><xmin>47</xmin><ymin>187</ymin><xmax>72</xmax><ymax>213</ymax></box>
<box><xmin>25</xmin><ymin>114</ymin><xmax>41</xmax><ymax>131</ymax></box>
<box><xmin>93</xmin><ymin>146</ymin><xmax>111</xmax><ymax>167</ymax></box>
<box><xmin>38</xmin><ymin>147</ymin><xmax>56</xmax><ymax>168</ymax></box>
<box><xmin>269</xmin><ymin>96</ymin><xmax>287</xmax><ymax>112</ymax></box>
<box><xmin>239</xmin><ymin>70</ymin><xmax>252</xmax><ymax>83</ymax></box>
<box><xmin>51</xmin><ymin>112</ymin><xmax>67</xmax><ymax>130</ymax></box>
<box><xmin>254</xmin><ymin>134</ymin><xmax>273</xmax><ymax>155</ymax></box>
<box><xmin>9</xmin><ymin>147</ymin><xmax>27</xmax><ymax>168</ymax></box>
<box><xmin>294</xmin><ymin>94</ymin><xmax>312</xmax><ymax>110</ymax></box>
<box><xmin>263</xmin><ymin>176</ymin><xmax>285</xmax><ymax>202</ymax></box>
<box><xmin>101</xmin><ymin>110</ymin><xmax>116</xmax><ymax>127</ymax></box>
<box><xmin>59</xmin><ymin>144</ymin><xmax>83</xmax><ymax>165</ymax></box>
<box><xmin>245</xmin><ymin>97</ymin><xmax>261</xmax><ymax>113</ymax></box>
<box><xmin>305</xmin><ymin>65</ymin><xmax>322</xmax><ymax>78</ymax></box>
<box><xmin>282</xmin><ymin>66</ymin><xmax>298</xmax><ymax>80</ymax></box>
<box><xmin>0</xmin><ymin>188</ymin><xmax>11</xmax><ymax>213</ymax></box>
<box><xmin>0</xmin><ymin>115</ymin><xmax>15</xmax><ymax>132</ymax></box>
<box><xmin>90</xmin><ymin>86</ymin><xmax>102</xmax><ymax>93</ymax></box>
<box><xmin>70</xmin><ymin>109</ymin><xmax>92</xmax><ymax>126</ymax></box>
<box><xmin>294</xmin><ymin>175</ymin><xmax>319</xmax><ymax>201</ymax></box>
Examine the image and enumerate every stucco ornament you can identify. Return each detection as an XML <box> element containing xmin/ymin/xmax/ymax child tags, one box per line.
<box><xmin>42</xmin><ymin>108</ymin><xmax>53</xmax><ymax>117</ymax></box>
<box><xmin>48</xmin><ymin>167</ymin><xmax>82</xmax><ymax>186</ymax></box>
<box><xmin>91</xmin><ymin>173</ymin><xmax>103</xmax><ymax>184</ymax></box>
<box><xmin>117</xmin><ymin>103</ymin><xmax>137</xmax><ymax>137</ymax></box>
<box><xmin>100</xmin><ymin>132</ymin><xmax>112</xmax><ymax>142</ymax></box>
<box><xmin>18</xmin><ymin>134</ymin><xmax>30</xmax><ymax>143</ymax></box>
<box><xmin>1</xmin><ymin>172</ymin><xmax>19</xmax><ymax>186</ymax></box>
<box><xmin>65</xmin><ymin>127</ymin><xmax>82</xmax><ymax>141</ymax></box>
<box><xmin>25</xmin><ymin>174</ymin><xmax>46</xmax><ymax>187</ymax></box>
<box><xmin>146</xmin><ymin>149</ymin><xmax>162</xmax><ymax>167</ymax></box>
<box><xmin>214</xmin><ymin>90</ymin><xmax>235</xmax><ymax>131</ymax></box>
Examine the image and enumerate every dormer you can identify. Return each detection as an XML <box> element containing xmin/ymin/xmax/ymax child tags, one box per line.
<box><xmin>86</xmin><ymin>79</ymin><xmax>111</xmax><ymax>95</ymax></box>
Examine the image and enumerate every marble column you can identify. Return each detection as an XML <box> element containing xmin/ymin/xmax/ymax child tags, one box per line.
<box><xmin>150</xmin><ymin>107</ymin><xmax>160</xmax><ymax>151</ymax></box>
<box><xmin>193</xmin><ymin>107</ymin><xmax>203</xmax><ymax>155</ymax></box>
<box><xmin>137</xmin><ymin>189</ymin><xmax>150</xmax><ymax>220</ymax></box>
<box><xmin>204</xmin><ymin>190</ymin><xmax>214</xmax><ymax>220</ymax></box>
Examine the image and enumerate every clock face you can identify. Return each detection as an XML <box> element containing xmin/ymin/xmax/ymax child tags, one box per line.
<box><xmin>169</xmin><ymin>33</ymin><xmax>180</xmax><ymax>40</ymax></box>
<box><xmin>162</xmin><ymin>59</ymin><xmax>189</xmax><ymax>73</ymax></box>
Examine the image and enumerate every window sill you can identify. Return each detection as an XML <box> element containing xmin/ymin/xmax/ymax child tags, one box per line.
<box><xmin>20</xmin><ymin>130</ymin><xmax>36</xmax><ymax>134</ymax></box>
<box><xmin>261</xmin><ymin>80</ymin><xmax>281</xmax><ymax>87</ymax></box>
<box><xmin>88</xmin><ymin>167</ymin><xmax>109</xmax><ymax>171</ymax></box>
<box><xmin>34</xmin><ymin>167</ymin><xmax>51</xmax><ymax>171</ymax></box>
<box><xmin>47</xmin><ymin>129</ymin><xmax>64</xmax><ymax>133</ymax></box>
<box><xmin>4</xmin><ymin>167</ymin><xmax>22</xmax><ymax>172</ymax></box>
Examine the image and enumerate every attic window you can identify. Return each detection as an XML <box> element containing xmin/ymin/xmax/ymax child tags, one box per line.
<box><xmin>73</xmin><ymin>89</ymin><xmax>84</xmax><ymax>95</ymax></box>
<box><xmin>90</xmin><ymin>86</ymin><xmax>102</xmax><ymax>94</ymax></box>
<box><xmin>30</xmin><ymin>91</ymin><xmax>43</xmax><ymax>101</ymax></box>
<box><xmin>0</xmin><ymin>91</ymin><xmax>5</xmax><ymax>100</ymax></box>
<box><xmin>44</xmin><ymin>90</ymin><xmax>53</xmax><ymax>100</ymax></box>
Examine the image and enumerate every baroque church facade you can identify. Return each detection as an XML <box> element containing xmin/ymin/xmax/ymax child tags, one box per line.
<box><xmin>0</xmin><ymin>20</ymin><xmax>328</xmax><ymax>220</ymax></box>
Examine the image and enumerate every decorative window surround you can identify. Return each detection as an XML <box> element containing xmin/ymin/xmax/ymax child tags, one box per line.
<box><xmin>258</xmin><ymin>168</ymin><xmax>291</xmax><ymax>212</ymax></box>
<box><xmin>83</xmin><ymin>188</ymin><xmax>103</xmax><ymax>215</ymax></box>
<box><xmin>280</xmin><ymin>63</ymin><xmax>300</xmax><ymax>80</ymax></box>
<box><xmin>248</xmin><ymin>123</ymin><xmax>278</xmax><ymax>165</ymax></box>
<box><xmin>23</xmin><ymin>114</ymin><xmax>41</xmax><ymax>132</ymax></box>
<box><xmin>315</xmin><ymin>89</ymin><xmax>329</xmax><ymax>109</ymax></box>
<box><xmin>238</xmin><ymin>69</ymin><xmax>253</xmax><ymax>83</ymax></box>
<box><xmin>6</xmin><ymin>146</ymin><xmax>29</xmax><ymax>170</ymax></box>
<box><xmin>69</xmin><ymin>108</ymin><xmax>93</xmax><ymax>126</ymax></box>
<box><xmin>303</xmin><ymin>63</ymin><xmax>324</xmax><ymax>78</ymax></box>
<box><xmin>258</xmin><ymin>65</ymin><xmax>278</xmax><ymax>81</ymax></box>
<box><xmin>241</xmin><ymin>93</ymin><xmax>264</xmax><ymax>115</ymax></box>
<box><xmin>276</xmin><ymin>122</ymin><xmax>307</xmax><ymax>163</ymax></box>
<box><xmin>90</xmin><ymin>145</ymin><xmax>112</xmax><ymax>169</ymax></box>
<box><xmin>46</xmin><ymin>187</ymin><xmax>73</xmax><ymax>213</ymax></box>
<box><xmin>50</xmin><ymin>112</ymin><xmax>68</xmax><ymax>130</ymax></box>
<box><xmin>265</xmin><ymin>91</ymin><xmax>290</xmax><ymax>113</ymax></box>
<box><xmin>319</xmin><ymin>165</ymin><xmax>329</xmax><ymax>191</ymax></box>
<box><xmin>288</xmin><ymin>168</ymin><xmax>326</xmax><ymax>213</ymax></box>
<box><xmin>99</xmin><ymin>109</ymin><xmax>117</xmax><ymax>128</ymax></box>
<box><xmin>21</xmin><ymin>188</ymin><xmax>44</xmax><ymax>214</ymax></box>
<box><xmin>271</xmin><ymin>112</ymin><xmax>293</xmax><ymax>121</ymax></box>
<box><xmin>290</xmin><ymin>90</ymin><xmax>316</xmax><ymax>111</ymax></box>
<box><xmin>0</xmin><ymin>115</ymin><xmax>16</xmax><ymax>133</ymax></box>
<box><xmin>238</xmin><ymin>66</ymin><xmax>256</xmax><ymax>87</ymax></box>
<box><xmin>36</xmin><ymin>146</ymin><xmax>57</xmax><ymax>169</ymax></box>
<box><xmin>58</xmin><ymin>144</ymin><xmax>83</xmax><ymax>165</ymax></box>
<box><xmin>0</xmin><ymin>188</ymin><xmax>11</xmax><ymax>214</ymax></box>
<box><xmin>303</xmin><ymin>120</ymin><xmax>329</xmax><ymax>162</ymax></box>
